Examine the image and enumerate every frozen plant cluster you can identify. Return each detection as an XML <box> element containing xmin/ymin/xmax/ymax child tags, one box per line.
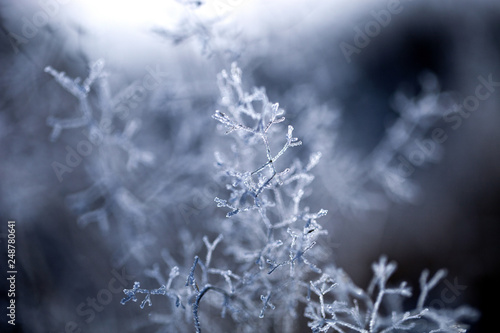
<box><xmin>3</xmin><ymin>1</ymin><xmax>499</xmax><ymax>332</ymax></box>
<box><xmin>45</xmin><ymin>60</ymin><xmax>155</xmax><ymax>239</ymax></box>
<box><xmin>308</xmin><ymin>72</ymin><xmax>453</xmax><ymax>219</ymax></box>
<box><xmin>43</xmin><ymin>58</ymin><xmax>212</xmax><ymax>269</ymax></box>
<box><xmin>119</xmin><ymin>64</ymin><xmax>478</xmax><ymax>332</ymax></box>
<box><xmin>37</xmin><ymin>5</ymin><xmax>477</xmax><ymax>332</ymax></box>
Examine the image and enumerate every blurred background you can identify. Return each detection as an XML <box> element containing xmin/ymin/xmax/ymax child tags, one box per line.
<box><xmin>0</xmin><ymin>0</ymin><xmax>499</xmax><ymax>332</ymax></box>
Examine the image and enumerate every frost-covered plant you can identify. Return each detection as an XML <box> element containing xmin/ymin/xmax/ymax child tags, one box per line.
<box><xmin>120</xmin><ymin>63</ymin><xmax>477</xmax><ymax>333</ymax></box>
<box><xmin>43</xmin><ymin>55</ymin><xmax>223</xmax><ymax>268</ymax></box>
<box><xmin>315</xmin><ymin>74</ymin><xmax>452</xmax><ymax>220</ymax></box>
<box><xmin>120</xmin><ymin>62</ymin><xmax>329</xmax><ymax>332</ymax></box>
<box><xmin>305</xmin><ymin>257</ymin><xmax>478</xmax><ymax>333</ymax></box>
<box><xmin>45</xmin><ymin>60</ymin><xmax>155</xmax><ymax>233</ymax></box>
